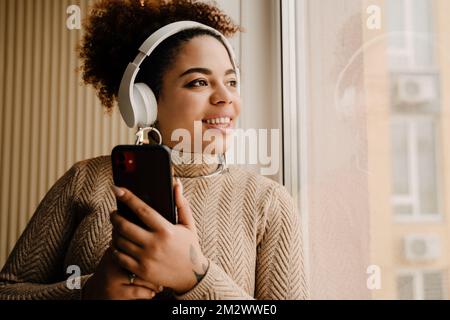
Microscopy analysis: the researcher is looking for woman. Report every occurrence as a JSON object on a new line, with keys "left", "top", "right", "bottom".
{"left": 0, "top": 0, "right": 308, "bottom": 300}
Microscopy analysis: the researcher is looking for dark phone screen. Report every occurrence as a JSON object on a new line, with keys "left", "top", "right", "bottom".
{"left": 111, "top": 144, "right": 177, "bottom": 228}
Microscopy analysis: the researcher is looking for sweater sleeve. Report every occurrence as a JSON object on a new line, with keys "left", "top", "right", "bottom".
{"left": 0, "top": 162, "right": 91, "bottom": 300}
{"left": 176, "top": 184, "right": 309, "bottom": 300}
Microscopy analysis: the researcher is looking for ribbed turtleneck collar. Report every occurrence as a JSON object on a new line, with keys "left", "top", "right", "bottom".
{"left": 171, "top": 151, "right": 224, "bottom": 178}
{"left": 147, "top": 134, "right": 226, "bottom": 178}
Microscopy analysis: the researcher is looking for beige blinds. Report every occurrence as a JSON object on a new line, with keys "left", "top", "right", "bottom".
{"left": 0, "top": 0, "right": 135, "bottom": 267}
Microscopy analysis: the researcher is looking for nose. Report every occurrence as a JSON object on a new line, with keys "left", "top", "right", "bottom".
{"left": 210, "top": 83, "right": 233, "bottom": 106}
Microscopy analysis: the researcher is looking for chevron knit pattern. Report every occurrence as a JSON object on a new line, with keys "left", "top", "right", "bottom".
{"left": 0, "top": 154, "right": 309, "bottom": 300}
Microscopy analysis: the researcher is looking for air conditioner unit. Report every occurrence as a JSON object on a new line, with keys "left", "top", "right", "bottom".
{"left": 396, "top": 75, "right": 436, "bottom": 105}
{"left": 403, "top": 234, "right": 440, "bottom": 261}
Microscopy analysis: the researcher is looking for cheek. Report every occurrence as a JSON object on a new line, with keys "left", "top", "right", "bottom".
{"left": 235, "top": 97, "right": 242, "bottom": 114}
{"left": 232, "top": 95, "right": 242, "bottom": 119}
{"left": 159, "top": 93, "right": 206, "bottom": 126}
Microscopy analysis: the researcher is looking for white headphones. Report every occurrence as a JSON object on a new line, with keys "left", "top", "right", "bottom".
{"left": 118, "top": 20, "right": 240, "bottom": 128}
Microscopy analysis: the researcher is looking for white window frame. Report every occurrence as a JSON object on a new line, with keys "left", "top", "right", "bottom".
{"left": 280, "top": 0, "right": 310, "bottom": 285}
{"left": 391, "top": 115, "right": 442, "bottom": 223}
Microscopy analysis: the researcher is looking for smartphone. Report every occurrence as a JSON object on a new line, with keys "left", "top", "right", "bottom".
{"left": 111, "top": 144, "right": 177, "bottom": 228}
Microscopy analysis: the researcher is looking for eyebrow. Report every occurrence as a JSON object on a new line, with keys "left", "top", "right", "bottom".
{"left": 179, "top": 67, "right": 236, "bottom": 78}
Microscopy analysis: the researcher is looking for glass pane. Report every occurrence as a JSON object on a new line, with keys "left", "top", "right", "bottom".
{"left": 412, "top": 0, "right": 434, "bottom": 67}
{"left": 417, "top": 119, "right": 438, "bottom": 215}
{"left": 394, "top": 204, "right": 413, "bottom": 215}
{"left": 286, "top": 0, "right": 448, "bottom": 299}
{"left": 423, "top": 272, "right": 444, "bottom": 300}
{"left": 391, "top": 122, "right": 410, "bottom": 195}
{"left": 387, "top": 0, "right": 434, "bottom": 69}
{"left": 387, "top": 0, "right": 406, "bottom": 49}
{"left": 398, "top": 274, "right": 415, "bottom": 300}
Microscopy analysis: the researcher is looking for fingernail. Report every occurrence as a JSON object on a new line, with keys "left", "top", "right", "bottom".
{"left": 158, "top": 285, "right": 164, "bottom": 292}
{"left": 111, "top": 185, "right": 125, "bottom": 197}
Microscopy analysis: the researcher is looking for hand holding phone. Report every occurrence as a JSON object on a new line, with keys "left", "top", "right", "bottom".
{"left": 109, "top": 185, "right": 209, "bottom": 296}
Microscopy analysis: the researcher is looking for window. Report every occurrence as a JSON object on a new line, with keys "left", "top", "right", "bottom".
{"left": 391, "top": 116, "right": 441, "bottom": 221}
{"left": 387, "top": 0, "right": 442, "bottom": 222}
{"left": 397, "top": 270, "right": 447, "bottom": 300}
{"left": 281, "top": 0, "right": 450, "bottom": 299}
{"left": 387, "top": 0, "right": 435, "bottom": 70}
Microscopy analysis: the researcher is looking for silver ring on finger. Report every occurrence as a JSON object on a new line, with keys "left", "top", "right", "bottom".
{"left": 128, "top": 272, "right": 136, "bottom": 285}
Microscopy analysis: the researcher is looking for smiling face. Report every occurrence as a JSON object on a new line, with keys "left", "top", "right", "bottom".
{"left": 155, "top": 35, "right": 241, "bottom": 154}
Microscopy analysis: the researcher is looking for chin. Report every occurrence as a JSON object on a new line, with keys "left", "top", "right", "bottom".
{"left": 201, "top": 139, "right": 230, "bottom": 155}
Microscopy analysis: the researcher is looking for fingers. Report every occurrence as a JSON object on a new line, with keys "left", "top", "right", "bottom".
{"left": 132, "top": 277, "right": 164, "bottom": 293}
{"left": 125, "top": 286, "right": 157, "bottom": 300}
{"left": 110, "top": 246, "right": 164, "bottom": 295}
{"left": 174, "top": 179, "right": 196, "bottom": 232}
{"left": 112, "top": 248, "right": 140, "bottom": 277}
{"left": 112, "top": 186, "right": 172, "bottom": 232}
{"left": 112, "top": 230, "right": 143, "bottom": 261}
{"left": 110, "top": 211, "right": 149, "bottom": 248}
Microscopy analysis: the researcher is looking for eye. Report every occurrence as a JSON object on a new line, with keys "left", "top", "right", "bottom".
{"left": 187, "top": 79, "right": 208, "bottom": 88}
{"left": 227, "top": 79, "right": 238, "bottom": 88}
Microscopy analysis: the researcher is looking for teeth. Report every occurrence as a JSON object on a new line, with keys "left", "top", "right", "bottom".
{"left": 205, "top": 117, "right": 231, "bottom": 125}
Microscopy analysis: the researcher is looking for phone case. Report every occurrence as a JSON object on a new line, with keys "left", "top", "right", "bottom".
{"left": 111, "top": 144, "right": 177, "bottom": 227}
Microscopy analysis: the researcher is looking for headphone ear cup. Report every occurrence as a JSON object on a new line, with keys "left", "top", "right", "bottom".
{"left": 133, "top": 83, "right": 158, "bottom": 126}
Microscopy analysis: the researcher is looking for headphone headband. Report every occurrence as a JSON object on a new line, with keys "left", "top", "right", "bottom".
{"left": 118, "top": 21, "right": 239, "bottom": 128}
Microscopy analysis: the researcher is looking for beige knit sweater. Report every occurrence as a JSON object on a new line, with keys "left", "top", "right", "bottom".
{"left": 0, "top": 151, "right": 308, "bottom": 300}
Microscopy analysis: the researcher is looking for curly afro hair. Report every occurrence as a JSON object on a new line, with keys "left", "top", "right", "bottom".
{"left": 78, "top": 0, "right": 241, "bottom": 112}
